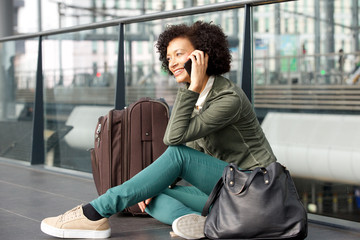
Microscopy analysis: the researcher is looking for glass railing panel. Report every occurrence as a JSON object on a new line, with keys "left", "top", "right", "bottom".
{"left": 0, "top": 38, "right": 38, "bottom": 162}
{"left": 124, "top": 9, "right": 244, "bottom": 107}
{"left": 42, "top": 26, "right": 118, "bottom": 172}
{"left": 253, "top": 0, "right": 360, "bottom": 224}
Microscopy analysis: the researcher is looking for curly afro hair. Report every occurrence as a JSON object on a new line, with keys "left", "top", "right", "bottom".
{"left": 156, "top": 21, "right": 232, "bottom": 76}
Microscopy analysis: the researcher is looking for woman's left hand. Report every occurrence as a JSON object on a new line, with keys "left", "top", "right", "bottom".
{"left": 188, "top": 50, "right": 209, "bottom": 93}
{"left": 137, "top": 198, "right": 152, "bottom": 212}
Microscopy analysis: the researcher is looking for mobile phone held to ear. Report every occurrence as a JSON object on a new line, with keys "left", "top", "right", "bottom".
{"left": 184, "top": 59, "right": 192, "bottom": 75}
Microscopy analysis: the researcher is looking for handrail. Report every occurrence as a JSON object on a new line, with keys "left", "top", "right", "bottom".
{"left": 0, "top": 0, "right": 294, "bottom": 42}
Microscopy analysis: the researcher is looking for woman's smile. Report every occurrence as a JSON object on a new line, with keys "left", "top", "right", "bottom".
{"left": 166, "top": 37, "right": 195, "bottom": 83}
{"left": 173, "top": 68, "right": 185, "bottom": 77}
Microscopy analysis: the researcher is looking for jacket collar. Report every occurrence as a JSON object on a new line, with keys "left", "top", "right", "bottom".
{"left": 200, "top": 75, "right": 226, "bottom": 112}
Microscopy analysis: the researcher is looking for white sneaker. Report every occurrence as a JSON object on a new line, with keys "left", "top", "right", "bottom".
{"left": 172, "top": 214, "right": 206, "bottom": 239}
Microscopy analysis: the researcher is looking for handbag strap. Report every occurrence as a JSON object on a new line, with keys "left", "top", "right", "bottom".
{"left": 201, "top": 177, "right": 224, "bottom": 216}
{"left": 229, "top": 163, "right": 271, "bottom": 194}
{"left": 237, "top": 167, "right": 267, "bottom": 193}
{"left": 201, "top": 165, "right": 271, "bottom": 216}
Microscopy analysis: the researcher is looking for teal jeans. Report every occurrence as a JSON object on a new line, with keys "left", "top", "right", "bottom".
{"left": 90, "top": 145, "right": 228, "bottom": 224}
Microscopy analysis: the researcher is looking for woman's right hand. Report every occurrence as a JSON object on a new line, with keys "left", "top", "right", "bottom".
{"left": 188, "top": 50, "right": 209, "bottom": 93}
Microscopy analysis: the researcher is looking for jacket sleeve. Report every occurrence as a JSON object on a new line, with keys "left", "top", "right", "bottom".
{"left": 186, "top": 140, "right": 203, "bottom": 152}
{"left": 163, "top": 87, "right": 242, "bottom": 146}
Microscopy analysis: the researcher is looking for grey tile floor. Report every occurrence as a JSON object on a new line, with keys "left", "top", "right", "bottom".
{"left": 1, "top": 158, "right": 360, "bottom": 240}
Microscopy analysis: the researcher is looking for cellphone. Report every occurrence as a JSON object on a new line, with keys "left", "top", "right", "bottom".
{"left": 184, "top": 59, "right": 192, "bottom": 75}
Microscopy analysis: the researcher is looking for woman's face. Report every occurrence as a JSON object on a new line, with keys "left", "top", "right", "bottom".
{"left": 166, "top": 37, "right": 195, "bottom": 84}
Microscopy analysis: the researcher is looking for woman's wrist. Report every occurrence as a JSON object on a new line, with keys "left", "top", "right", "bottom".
{"left": 188, "top": 75, "right": 209, "bottom": 93}
{"left": 188, "top": 82, "right": 202, "bottom": 93}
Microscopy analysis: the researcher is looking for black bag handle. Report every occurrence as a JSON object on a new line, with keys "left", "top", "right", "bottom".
{"left": 235, "top": 167, "right": 269, "bottom": 194}
{"left": 201, "top": 177, "right": 223, "bottom": 216}
{"left": 202, "top": 165, "right": 270, "bottom": 216}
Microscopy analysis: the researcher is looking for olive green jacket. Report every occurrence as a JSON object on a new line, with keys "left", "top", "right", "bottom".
{"left": 163, "top": 75, "right": 276, "bottom": 170}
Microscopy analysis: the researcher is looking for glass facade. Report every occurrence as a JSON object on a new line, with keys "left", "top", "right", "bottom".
{"left": 253, "top": 1, "right": 360, "bottom": 223}
{"left": 0, "top": 38, "right": 37, "bottom": 162}
{"left": 0, "top": 0, "right": 359, "bottom": 228}
{"left": 41, "top": 27, "right": 118, "bottom": 172}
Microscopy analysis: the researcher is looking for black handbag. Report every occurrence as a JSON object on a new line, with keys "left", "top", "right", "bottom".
{"left": 201, "top": 162, "right": 308, "bottom": 239}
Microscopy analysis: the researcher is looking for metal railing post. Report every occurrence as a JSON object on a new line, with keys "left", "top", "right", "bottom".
{"left": 241, "top": 4, "right": 252, "bottom": 103}
{"left": 115, "top": 23, "right": 126, "bottom": 110}
{"left": 31, "top": 36, "right": 45, "bottom": 165}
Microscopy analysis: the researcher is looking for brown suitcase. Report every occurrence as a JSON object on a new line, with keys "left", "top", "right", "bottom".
{"left": 90, "top": 97, "right": 169, "bottom": 214}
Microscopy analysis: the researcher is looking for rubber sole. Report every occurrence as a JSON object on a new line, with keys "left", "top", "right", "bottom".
{"left": 172, "top": 214, "right": 206, "bottom": 240}
{"left": 40, "top": 221, "right": 111, "bottom": 239}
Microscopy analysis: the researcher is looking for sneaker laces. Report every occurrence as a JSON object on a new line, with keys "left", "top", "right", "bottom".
{"left": 59, "top": 205, "right": 82, "bottom": 223}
